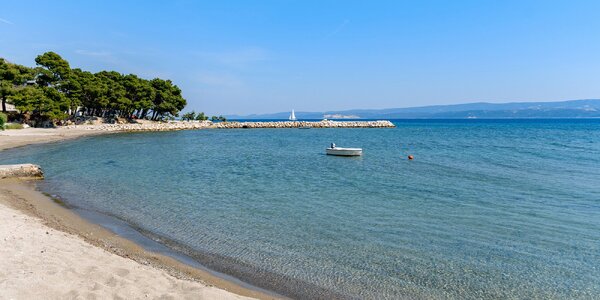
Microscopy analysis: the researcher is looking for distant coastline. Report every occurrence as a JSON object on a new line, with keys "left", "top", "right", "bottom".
{"left": 228, "top": 99, "right": 600, "bottom": 120}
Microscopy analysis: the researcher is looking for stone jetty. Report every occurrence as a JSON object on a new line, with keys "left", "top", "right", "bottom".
{"left": 64, "top": 120, "right": 214, "bottom": 132}
{"left": 0, "top": 164, "right": 44, "bottom": 179}
{"left": 63, "top": 120, "right": 395, "bottom": 132}
{"left": 215, "top": 120, "right": 395, "bottom": 129}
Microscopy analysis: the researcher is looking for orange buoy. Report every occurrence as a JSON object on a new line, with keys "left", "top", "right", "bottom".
{"left": 408, "top": 155, "right": 414, "bottom": 160}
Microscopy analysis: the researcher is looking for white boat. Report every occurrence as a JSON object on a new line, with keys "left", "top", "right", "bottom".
{"left": 326, "top": 146, "right": 363, "bottom": 156}
{"left": 289, "top": 109, "right": 297, "bottom": 121}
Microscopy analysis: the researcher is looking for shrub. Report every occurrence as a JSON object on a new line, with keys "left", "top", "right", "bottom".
{"left": 181, "top": 111, "right": 196, "bottom": 121}
{"left": 210, "top": 115, "right": 226, "bottom": 122}
{"left": 4, "top": 123, "right": 24, "bottom": 130}
{"left": 0, "top": 113, "right": 6, "bottom": 130}
{"left": 195, "top": 112, "right": 208, "bottom": 121}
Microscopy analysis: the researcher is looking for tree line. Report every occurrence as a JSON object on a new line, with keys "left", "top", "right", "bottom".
{"left": 180, "top": 111, "right": 227, "bottom": 122}
{"left": 0, "top": 52, "right": 188, "bottom": 125}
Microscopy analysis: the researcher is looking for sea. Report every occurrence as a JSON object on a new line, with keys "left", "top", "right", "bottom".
{"left": 1, "top": 119, "right": 599, "bottom": 299}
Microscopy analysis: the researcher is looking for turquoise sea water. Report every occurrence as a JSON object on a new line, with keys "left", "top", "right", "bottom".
{"left": 1, "top": 120, "right": 599, "bottom": 299}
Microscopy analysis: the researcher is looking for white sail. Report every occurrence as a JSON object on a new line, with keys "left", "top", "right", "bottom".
{"left": 289, "top": 109, "right": 297, "bottom": 121}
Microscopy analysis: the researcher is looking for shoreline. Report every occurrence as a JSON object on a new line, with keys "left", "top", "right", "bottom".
{"left": 0, "top": 120, "right": 394, "bottom": 299}
{"left": 0, "top": 128, "right": 282, "bottom": 299}
{"left": 0, "top": 180, "right": 276, "bottom": 299}
{"left": 0, "top": 127, "right": 111, "bottom": 151}
{"left": 1, "top": 119, "right": 395, "bottom": 151}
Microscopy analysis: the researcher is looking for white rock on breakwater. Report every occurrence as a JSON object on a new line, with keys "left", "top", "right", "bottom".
{"left": 62, "top": 120, "right": 214, "bottom": 132}
{"left": 62, "top": 120, "right": 395, "bottom": 132}
{"left": 215, "top": 120, "right": 395, "bottom": 129}
{"left": 0, "top": 164, "right": 44, "bottom": 179}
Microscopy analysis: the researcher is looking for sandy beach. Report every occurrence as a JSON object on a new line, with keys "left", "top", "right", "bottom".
{"left": 0, "top": 127, "right": 276, "bottom": 300}
{"left": 0, "top": 127, "right": 106, "bottom": 151}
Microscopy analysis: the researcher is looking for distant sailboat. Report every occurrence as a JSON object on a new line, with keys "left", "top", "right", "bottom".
{"left": 289, "top": 109, "right": 297, "bottom": 121}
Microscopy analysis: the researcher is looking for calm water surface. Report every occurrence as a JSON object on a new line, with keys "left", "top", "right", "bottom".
{"left": 1, "top": 120, "right": 599, "bottom": 299}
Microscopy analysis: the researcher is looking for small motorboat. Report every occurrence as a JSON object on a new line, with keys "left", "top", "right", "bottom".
{"left": 326, "top": 144, "right": 363, "bottom": 156}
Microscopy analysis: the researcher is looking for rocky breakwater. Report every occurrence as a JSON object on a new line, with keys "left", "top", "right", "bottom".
{"left": 0, "top": 164, "right": 44, "bottom": 179}
{"left": 216, "top": 120, "right": 395, "bottom": 128}
{"left": 63, "top": 120, "right": 214, "bottom": 132}
{"left": 62, "top": 120, "right": 394, "bottom": 132}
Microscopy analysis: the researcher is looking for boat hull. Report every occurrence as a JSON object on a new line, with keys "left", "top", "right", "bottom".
{"left": 326, "top": 148, "right": 363, "bottom": 156}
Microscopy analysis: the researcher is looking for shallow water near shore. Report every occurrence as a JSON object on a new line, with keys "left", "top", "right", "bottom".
{"left": 2, "top": 119, "right": 600, "bottom": 299}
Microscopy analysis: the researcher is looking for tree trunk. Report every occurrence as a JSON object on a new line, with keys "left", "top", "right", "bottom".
{"left": 1, "top": 97, "right": 6, "bottom": 113}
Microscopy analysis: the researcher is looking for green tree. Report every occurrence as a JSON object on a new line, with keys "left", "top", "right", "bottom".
{"left": 2, "top": 52, "right": 190, "bottom": 126}
{"left": 69, "top": 68, "right": 103, "bottom": 116}
{"left": 41, "top": 86, "right": 69, "bottom": 120}
{"left": 181, "top": 111, "right": 196, "bottom": 121}
{"left": 0, "top": 58, "right": 34, "bottom": 112}
{"left": 0, "top": 79, "right": 13, "bottom": 113}
{"left": 150, "top": 78, "right": 186, "bottom": 120}
{"left": 8, "top": 85, "right": 68, "bottom": 125}
{"left": 32, "top": 52, "right": 72, "bottom": 122}
{"left": 8, "top": 86, "right": 43, "bottom": 115}
{"left": 211, "top": 115, "right": 226, "bottom": 122}
{"left": 195, "top": 112, "right": 208, "bottom": 121}
{"left": 123, "top": 74, "right": 154, "bottom": 118}
{"left": 35, "top": 52, "right": 71, "bottom": 87}
{"left": 96, "top": 71, "right": 129, "bottom": 117}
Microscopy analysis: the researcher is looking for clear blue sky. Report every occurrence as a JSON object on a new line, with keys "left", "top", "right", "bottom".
{"left": 1, "top": 0, "right": 600, "bottom": 115}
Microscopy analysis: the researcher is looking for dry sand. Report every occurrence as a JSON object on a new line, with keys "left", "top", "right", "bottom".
{"left": 0, "top": 128, "right": 277, "bottom": 300}
{"left": 0, "top": 127, "right": 106, "bottom": 151}
{"left": 0, "top": 198, "right": 252, "bottom": 299}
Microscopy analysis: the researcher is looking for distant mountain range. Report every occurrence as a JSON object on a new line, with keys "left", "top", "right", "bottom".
{"left": 228, "top": 99, "right": 600, "bottom": 119}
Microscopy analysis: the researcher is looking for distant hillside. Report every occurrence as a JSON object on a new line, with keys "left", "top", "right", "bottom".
{"left": 228, "top": 99, "right": 600, "bottom": 119}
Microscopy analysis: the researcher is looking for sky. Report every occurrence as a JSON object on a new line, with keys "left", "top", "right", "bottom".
{"left": 2, "top": 0, "right": 600, "bottom": 115}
